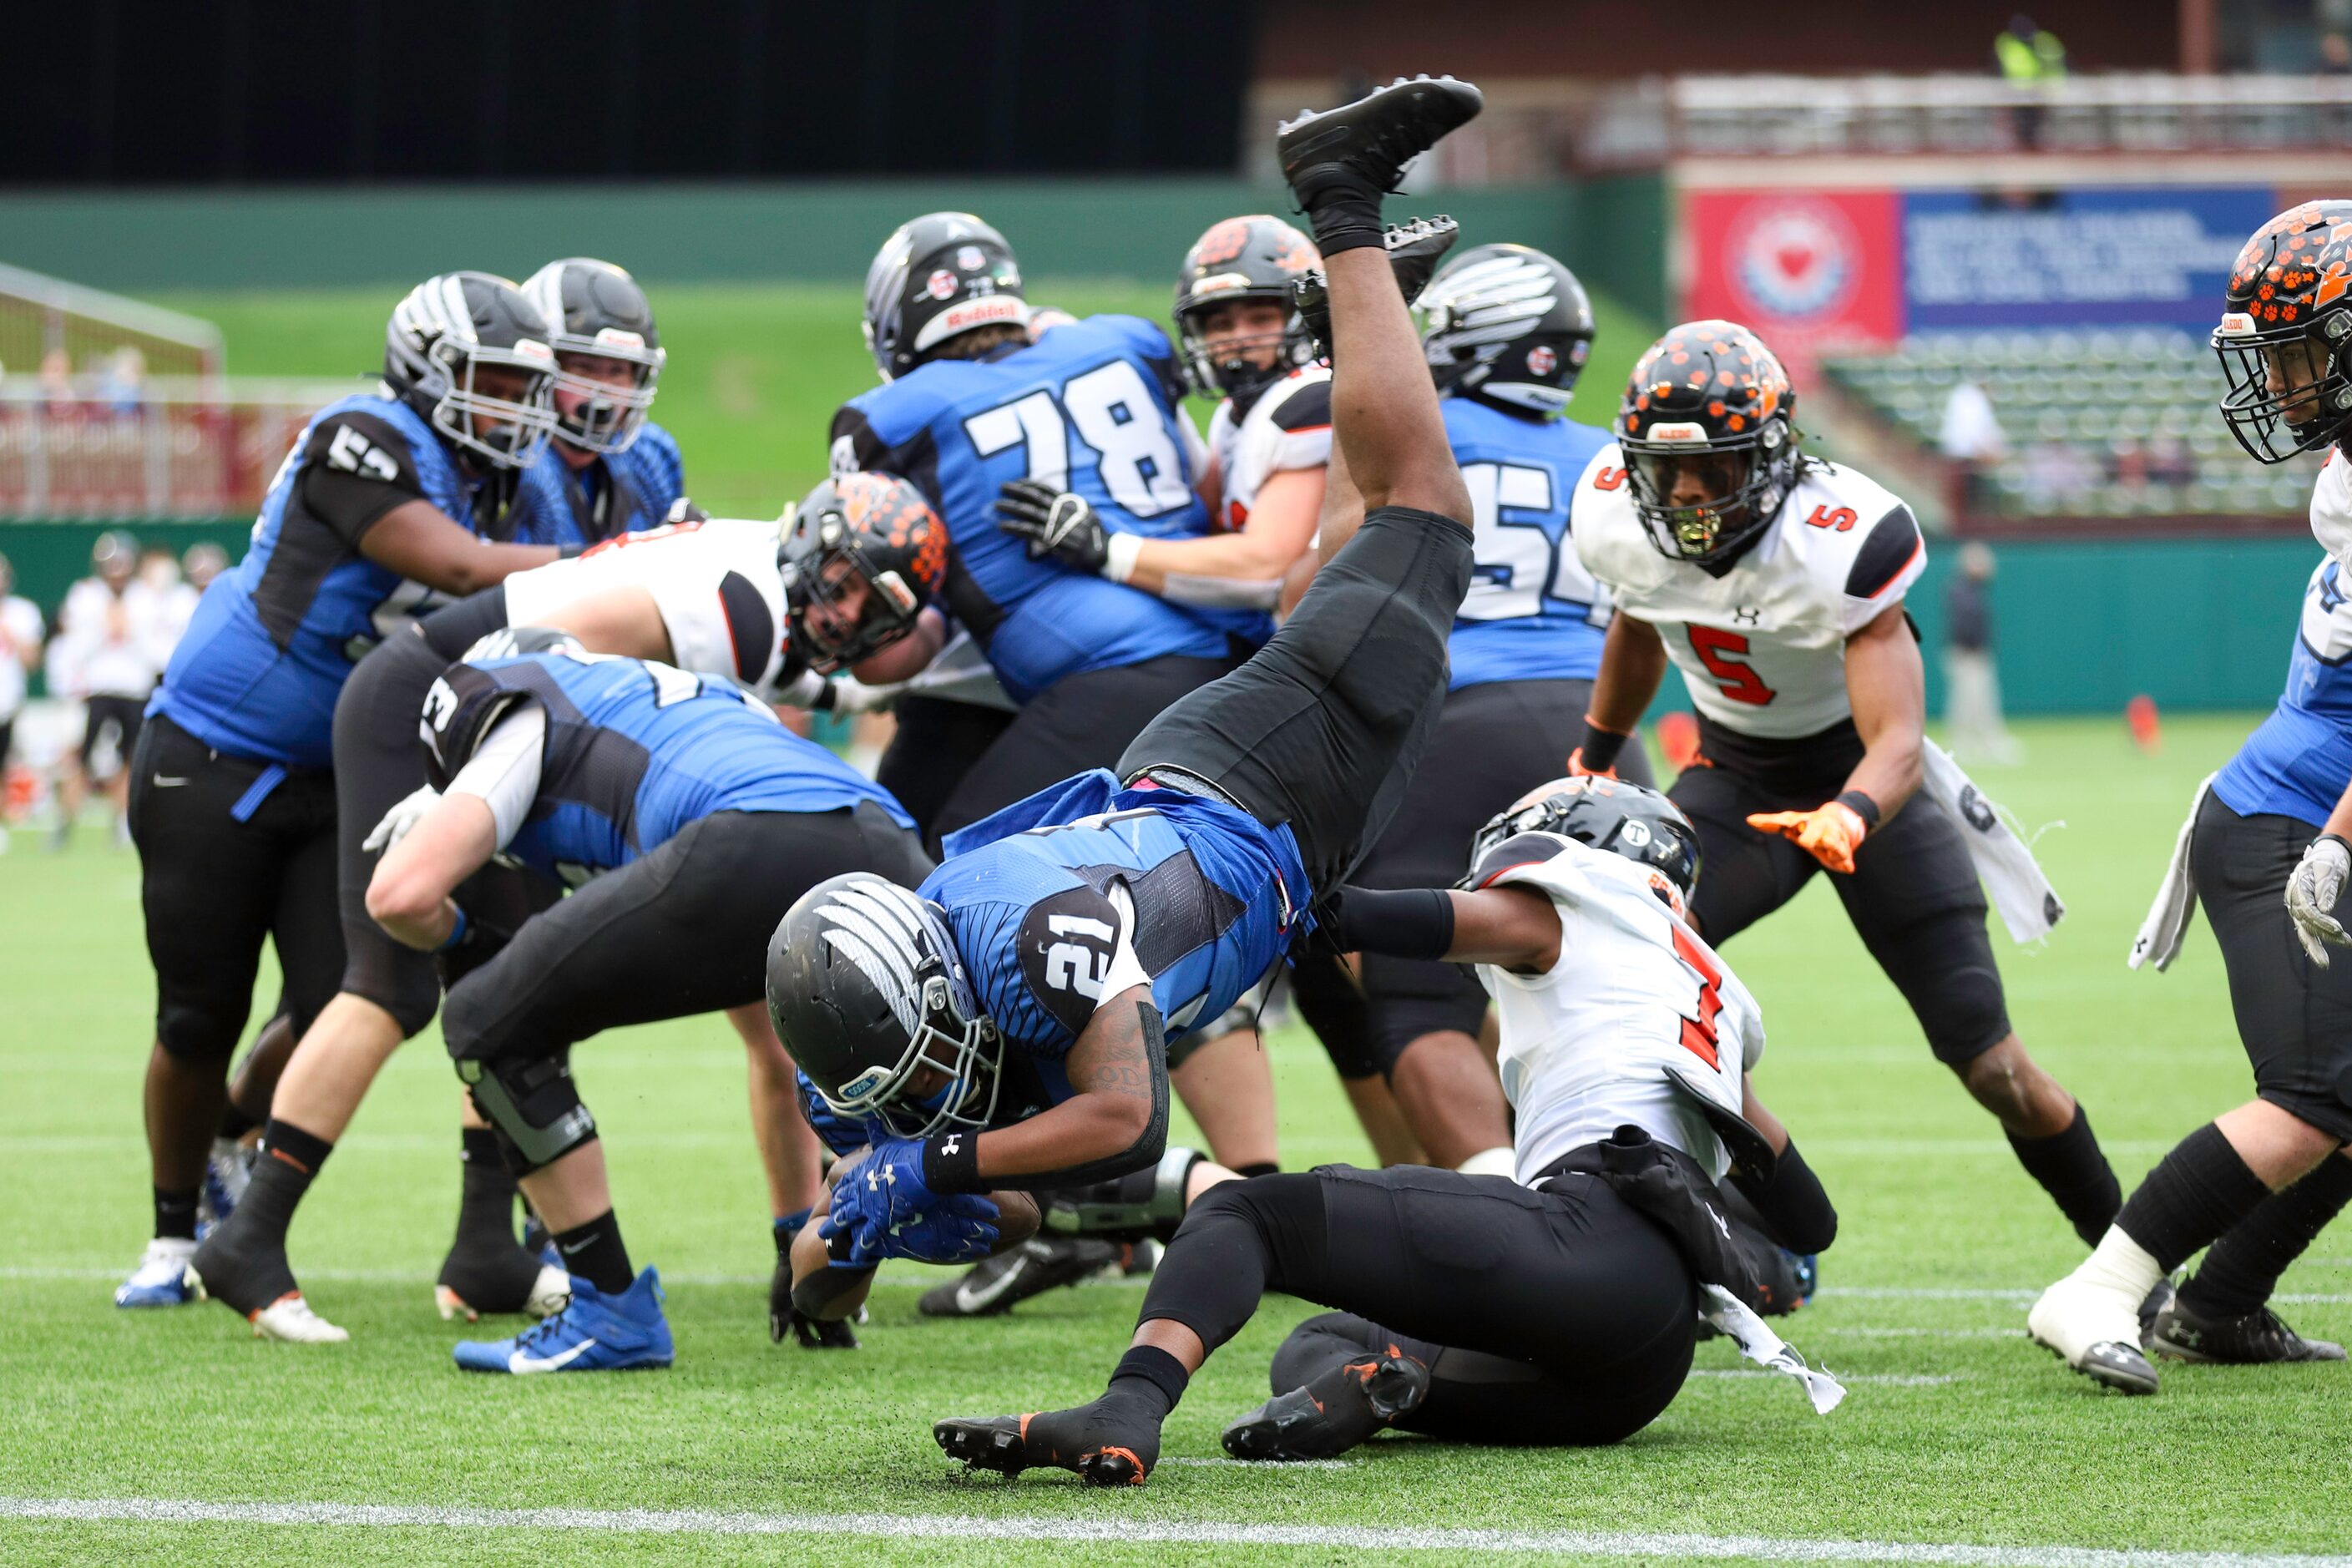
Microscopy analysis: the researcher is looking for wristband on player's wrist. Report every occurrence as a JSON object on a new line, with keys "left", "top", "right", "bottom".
{"left": 1833, "top": 790, "right": 1882, "bottom": 832}
{"left": 1103, "top": 531, "right": 1144, "bottom": 584}
{"left": 2319, "top": 833, "right": 2352, "bottom": 857}
{"left": 921, "top": 1131, "right": 983, "bottom": 1194}
{"left": 433, "top": 903, "right": 471, "bottom": 953}
{"left": 1577, "top": 716, "right": 1631, "bottom": 772}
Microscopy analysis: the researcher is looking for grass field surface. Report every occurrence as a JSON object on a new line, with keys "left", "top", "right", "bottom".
{"left": 3, "top": 713, "right": 2348, "bottom": 1565}
{"left": 154, "top": 279, "right": 1665, "bottom": 520}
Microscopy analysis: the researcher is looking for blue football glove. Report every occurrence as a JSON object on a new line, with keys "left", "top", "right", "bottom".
{"left": 849, "top": 1136, "right": 941, "bottom": 1227}
{"left": 885, "top": 1193, "right": 1001, "bottom": 1264}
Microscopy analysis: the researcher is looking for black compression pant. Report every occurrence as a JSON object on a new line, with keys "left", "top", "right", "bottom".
{"left": 1119, "top": 507, "right": 1473, "bottom": 893}
{"left": 331, "top": 620, "right": 555, "bottom": 1037}
{"left": 934, "top": 653, "right": 1235, "bottom": 845}
{"left": 1148, "top": 1165, "right": 1696, "bottom": 1447}
{"left": 875, "top": 695, "right": 1015, "bottom": 855}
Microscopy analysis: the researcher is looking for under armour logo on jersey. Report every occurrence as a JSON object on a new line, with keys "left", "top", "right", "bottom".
{"left": 1731, "top": 606, "right": 1762, "bottom": 625}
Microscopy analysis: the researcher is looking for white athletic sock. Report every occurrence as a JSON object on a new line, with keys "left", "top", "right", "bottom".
{"left": 2071, "top": 1224, "right": 2164, "bottom": 1307}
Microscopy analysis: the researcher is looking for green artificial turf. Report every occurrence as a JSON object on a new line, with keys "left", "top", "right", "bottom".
{"left": 153, "top": 279, "right": 1663, "bottom": 521}
{"left": 3, "top": 714, "right": 2347, "bottom": 1565}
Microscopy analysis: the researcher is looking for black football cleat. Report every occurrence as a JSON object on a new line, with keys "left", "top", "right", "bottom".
{"left": 1277, "top": 74, "right": 1484, "bottom": 203}
{"left": 935, "top": 1406, "right": 1157, "bottom": 1487}
{"left": 2137, "top": 1276, "right": 2175, "bottom": 1341}
{"left": 918, "top": 1236, "right": 1122, "bottom": 1318}
{"left": 1292, "top": 216, "right": 1460, "bottom": 360}
{"left": 2147, "top": 1294, "right": 2347, "bottom": 1364}
{"left": 1222, "top": 1347, "right": 1430, "bottom": 1461}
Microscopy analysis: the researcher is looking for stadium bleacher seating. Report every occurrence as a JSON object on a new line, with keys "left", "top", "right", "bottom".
{"left": 1822, "top": 330, "right": 2326, "bottom": 520}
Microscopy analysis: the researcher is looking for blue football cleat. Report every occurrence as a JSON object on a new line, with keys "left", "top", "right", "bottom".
{"left": 452, "top": 1267, "right": 673, "bottom": 1374}
{"left": 1786, "top": 1251, "right": 1818, "bottom": 1308}
{"left": 196, "top": 1137, "right": 255, "bottom": 1238}
{"left": 115, "top": 1238, "right": 202, "bottom": 1308}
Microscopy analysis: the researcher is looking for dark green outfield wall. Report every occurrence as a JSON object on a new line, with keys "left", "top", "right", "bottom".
{"left": 0, "top": 520, "right": 2311, "bottom": 719}
{"left": 0, "top": 179, "right": 1666, "bottom": 317}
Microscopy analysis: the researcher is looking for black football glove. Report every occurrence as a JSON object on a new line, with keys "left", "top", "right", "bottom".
{"left": 996, "top": 478, "right": 1110, "bottom": 574}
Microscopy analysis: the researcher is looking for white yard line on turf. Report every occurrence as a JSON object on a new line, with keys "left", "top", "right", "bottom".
{"left": 2, "top": 1495, "right": 2344, "bottom": 1566}
{"left": 1688, "top": 1371, "right": 1960, "bottom": 1384}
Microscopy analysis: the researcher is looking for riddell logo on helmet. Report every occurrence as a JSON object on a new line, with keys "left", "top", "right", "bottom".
{"left": 933, "top": 297, "right": 1026, "bottom": 335}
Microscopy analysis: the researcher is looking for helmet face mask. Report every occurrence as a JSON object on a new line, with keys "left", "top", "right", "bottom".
{"left": 521, "top": 260, "right": 665, "bottom": 456}
{"left": 768, "top": 875, "right": 1004, "bottom": 1141}
{"left": 1469, "top": 776, "right": 1702, "bottom": 917}
{"left": 1174, "top": 215, "right": 1319, "bottom": 402}
{"left": 2213, "top": 201, "right": 2352, "bottom": 464}
{"left": 1617, "top": 321, "right": 1798, "bottom": 569}
{"left": 387, "top": 272, "right": 561, "bottom": 473}
{"left": 778, "top": 473, "right": 948, "bottom": 673}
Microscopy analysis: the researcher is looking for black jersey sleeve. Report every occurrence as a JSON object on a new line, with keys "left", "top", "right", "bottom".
{"left": 295, "top": 411, "right": 432, "bottom": 547}
{"left": 1844, "top": 503, "right": 1924, "bottom": 602}
{"left": 1269, "top": 377, "right": 1333, "bottom": 432}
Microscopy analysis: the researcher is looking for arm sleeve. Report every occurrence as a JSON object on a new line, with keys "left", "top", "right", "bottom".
{"left": 1319, "top": 884, "right": 1456, "bottom": 960}
{"left": 443, "top": 706, "right": 546, "bottom": 849}
{"left": 295, "top": 412, "right": 431, "bottom": 547}
{"left": 1727, "top": 1138, "right": 1837, "bottom": 1256}
{"left": 1151, "top": 572, "right": 1284, "bottom": 611}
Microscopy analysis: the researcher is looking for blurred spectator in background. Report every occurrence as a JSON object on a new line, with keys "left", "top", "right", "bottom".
{"left": 136, "top": 546, "right": 184, "bottom": 670}
{"left": 0, "top": 553, "right": 44, "bottom": 854}
{"left": 99, "top": 346, "right": 147, "bottom": 418}
{"left": 2108, "top": 438, "right": 2150, "bottom": 496}
{"left": 158, "top": 541, "right": 226, "bottom": 652}
{"left": 2323, "top": 30, "right": 2352, "bottom": 73}
{"left": 2022, "top": 438, "right": 2095, "bottom": 513}
{"left": 50, "top": 531, "right": 165, "bottom": 848}
{"left": 1945, "top": 541, "right": 2021, "bottom": 765}
{"left": 1940, "top": 376, "right": 2007, "bottom": 516}
{"left": 38, "top": 347, "right": 78, "bottom": 420}
{"left": 1995, "top": 15, "right": 2066, "bottom": 149}
{"left": 2147, "top": 435, "right": 2193, "bottom": 490}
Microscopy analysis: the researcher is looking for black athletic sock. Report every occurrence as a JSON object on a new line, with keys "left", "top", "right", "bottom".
{"left": 553, "top": 1210, "right": 634, "bottom": 1296}
{"left": 2007, "top": 1105, "right": 2123, "bottom": 1247}
{"left": 190, "top": 1119, "right": 332, "bottom": 1313}
{"left": 2114, "top": 1122, "right": 2272, "bottom": 1273}
{"left": 1019, "top": 1346, "right": 1186, "bottom": 1475}
{"left": 436, "top": 1127, "right": 545, "bottom": 1310}
{"left": 154, "top": 1186, "right": 200, "bottom": 1242}
{"left": 215, "top": 1101, "right": 259, "bottom": 1143}
{"left": 776, "top": 1206, "right": 813, "bottom": 1257}
{"left": 1109, "top": 1343, "right": 1190, "bottom": 1417}
{"left": 1289, "top": 169, "right": 1387, "bottom": 257}
{"left": 1234, "top": 1162, "right": 1280, "bottom": 1181}
{"left": 2178, "top": 1153, "right": 2352, "bottom": 1320}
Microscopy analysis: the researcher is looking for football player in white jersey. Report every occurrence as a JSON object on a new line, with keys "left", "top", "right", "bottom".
{"left": 933, "top": 778, "right": 1837, "bottom": 1485}
{"left": 1571, "top": 321, "right": 2122, "bottom": 1250}
{"left": 2031, "top": 202, "right": 2352, "bottom": 1393}
{"left": 190, "top": 476, "right": 947, "bottom": 1346}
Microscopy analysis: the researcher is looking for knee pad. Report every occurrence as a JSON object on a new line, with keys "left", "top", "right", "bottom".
{"left": 456, "top": 1055, "right": 596, "bottom": 1174}
{"left": 1045, "top": 1146, "right": 1203, "bottom": 1243}
{"left": 1356, "top": 952, "right": 1486, "bottom": 1077}
{"left": 154, "top": 999, "right": 244, "bottom": 1066}
{"left": 338, "top": 928, "right": 443, "bottom": 1039}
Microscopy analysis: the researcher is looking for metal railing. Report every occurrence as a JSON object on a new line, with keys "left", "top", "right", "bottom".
{"left": 0, "top": 376, "right": 356, "bottom": 519}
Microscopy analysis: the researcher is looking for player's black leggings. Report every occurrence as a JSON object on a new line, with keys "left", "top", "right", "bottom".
{"left": 331, "top": 613, "right": 558, "bottom": 1038}
{"left": 1120, "top": 507, "right": 1474, "bottom": 893}
{"left": 1672, "top": 713, "right": 2010, "bottom": 1066}
{"left": 1145, "top": 1165, "right": 1697, "bottom": 1447}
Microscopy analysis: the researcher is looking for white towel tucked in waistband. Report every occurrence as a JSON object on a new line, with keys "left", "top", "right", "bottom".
{"left": 1920, "top": 738, "right": 2064, "bottom": 944}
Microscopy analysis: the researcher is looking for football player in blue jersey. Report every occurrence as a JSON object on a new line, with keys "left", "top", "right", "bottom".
{"left": 2031, "top": 201, "right": 2352, "bottom": 1392}
{"left": 351, "top": 630, "right": 938, "bottom": 1373}
{"left": 118, "top": 274, "right": 571, "bottom": 1322}
{"left": 514, "top": 259, "right": 683, "bottom": 548}
{"left": 829, "top": 211, "right": 1275, "bottom": 845}
{"left": 1305, "top": 243, "right": 1658, "bottom": 1176}
{"left": 190, "top": 474, "right": 948, "bottom": 1342}
{"left": 766, "top": 75, "right": 1486, "bottom": 1434}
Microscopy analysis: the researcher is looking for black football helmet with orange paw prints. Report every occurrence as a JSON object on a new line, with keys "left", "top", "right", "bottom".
{"left": 2214, "top": 200, "right": 2352, "bottom": 464}
{"left": 779, "top": 472, "right": 948, "bottom": 673}
{"left": 1173, "top": 215, "right": 1321, "bottom": 403}
{"left": 1616, "top": 321, "right": 1803, "bottom": 571}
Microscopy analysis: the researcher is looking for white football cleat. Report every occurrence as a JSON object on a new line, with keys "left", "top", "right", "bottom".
{"left": 114, "top": 1237, "right": 203, "bottom": 1308}
{"left": 249, "top": 1292, "right": 350, "bottom": 1344}
{"left": 2027, "top": 1275, "right": 2158, "bottom": 1394}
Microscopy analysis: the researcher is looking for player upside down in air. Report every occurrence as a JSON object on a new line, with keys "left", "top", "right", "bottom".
{"left": 766, "top": 73, "right": 1485, "bottom": 1359}
{"left": 931, "top": 776, "right": 1841, "bottom": 1485}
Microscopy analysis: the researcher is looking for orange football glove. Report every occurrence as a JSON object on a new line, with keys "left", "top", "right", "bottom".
{"left": 1747, "top": 801, "right": 1868, "bottom": 874}
{"left": 1565, "top": 746, "right": 1617, "bottom": 780}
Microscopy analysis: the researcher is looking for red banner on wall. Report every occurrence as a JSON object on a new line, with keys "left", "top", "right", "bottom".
{"left": 1681, "top": 190, "right": 1904, "bottom": 374}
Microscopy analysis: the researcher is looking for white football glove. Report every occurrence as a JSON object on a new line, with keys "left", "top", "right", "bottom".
{"left": 827, "top": 676, "right": 897, "bottom": 715}
{"left": 362, "top": 785, "right": 443, "bottom": 854}
{"left": 2285, "top": 834, "right": 2352, "bottom": 967}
